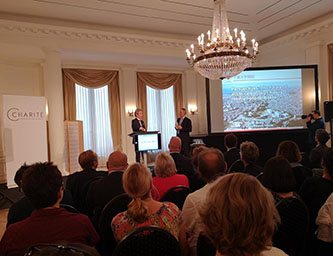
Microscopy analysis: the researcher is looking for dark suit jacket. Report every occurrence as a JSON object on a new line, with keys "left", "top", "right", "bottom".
{"left": 132, "top": 118, "right": 145, "bottom": 132}
{"left": 310, "top": 144, "right": 329, "bottom": 169}
{"left": 86, "top": 171, "right": 125, "bottom": 226}
{"left": 224, "top": 148, "right": 240, "bottom": 169}
{"left": 66, "top": 168, "right": 107, "bottom": 214}
{"left": 170, "top": 152, "right": 194, "bottom": 177}
{"left": 176, "top": 116, "right": 192, "bottom": 138}
{"left": 132, "top": 118, "right": 146, "bottom": 144}
{"left": 245, "top": 163, "right": 263, "bottom": 177}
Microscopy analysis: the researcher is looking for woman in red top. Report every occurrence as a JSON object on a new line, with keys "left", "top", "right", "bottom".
{"left": 152, "top": 152, "right": 189, "bottom": 200}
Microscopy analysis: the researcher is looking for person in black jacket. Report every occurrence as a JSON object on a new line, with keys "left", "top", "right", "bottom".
{"left": 223, "top": 133, "right": 240, "bottom": 169}
{"left": 86, "top": 151, "right": 128, "bottom": 227}
{"left": 168, "top": 136, "right": 194, "bottom": 178}
{"left": 176, "top": 108, "right": 192, "bottom": 157}
{"left": 132, "top": 108, "right": 146, "bottom": 163}
{"left": 66, "top": 150, "right": 107, "bottom": 214}
{"left": 310, "top": 128, "right": 330, "bottom": 169}
{"left": 306, "top": 110, "right": 325, "bottom": 151}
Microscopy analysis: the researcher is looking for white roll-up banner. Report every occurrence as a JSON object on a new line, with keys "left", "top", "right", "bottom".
{"left": 2, "top": 95, "right": 48, "bottom": 188}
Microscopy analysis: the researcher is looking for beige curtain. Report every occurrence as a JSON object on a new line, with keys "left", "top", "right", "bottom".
{"left": 329, "top": 44, "right": 333, "bottom": 101}
{"left": 62, "top": 69, "right": 122, "bottom": 150}
{"left": 137, "top": 72, "right": 183, "bottom": 127}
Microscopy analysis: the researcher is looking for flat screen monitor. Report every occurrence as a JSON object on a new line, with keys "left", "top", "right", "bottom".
{"left": 135, "top": 133, "right": 161, "bottom": 152}
{"left": 208, "top": 65, "right": 318, "bottom": 133}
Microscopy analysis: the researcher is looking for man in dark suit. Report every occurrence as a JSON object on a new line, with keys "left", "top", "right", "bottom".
{"left": 223, "top": 133, "right": 240, "bottom": 169}
{"left": 168, "top": 136, "right": 194, "bottom": 177}
{"left": 86, "top": 151, "right": 128, "bottom": 227}
{"left": 132, "top": 108, "right": 146, "bottom": 163}
{"left": 176, "top": 108, "right": 192, "bottom": 156}
{"left": 66, "top": 150, "right": 107, "bottom": 214}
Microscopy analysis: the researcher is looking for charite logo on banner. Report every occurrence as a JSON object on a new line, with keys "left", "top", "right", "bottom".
{"left": 7, "top": 108, "right": 44, "bottom": 121}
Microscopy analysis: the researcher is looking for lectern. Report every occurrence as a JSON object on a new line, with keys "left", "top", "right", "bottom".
{"left": 129, "top": 131, "right": 161, "bottom": 165}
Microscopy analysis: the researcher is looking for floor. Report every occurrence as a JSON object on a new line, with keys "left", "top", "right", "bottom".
{"left": 0, "top": 208, "right": 9, "bottom": 239}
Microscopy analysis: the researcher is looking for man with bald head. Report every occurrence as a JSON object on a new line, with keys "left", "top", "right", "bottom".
{"left": 182, "top": 148, "right": 227, "bottom": 255}
{"left": 86, "top": 151, "right": 128, "bottom": 226}
{"left": 168, "top": 136, "right": 194, "bottom": 177}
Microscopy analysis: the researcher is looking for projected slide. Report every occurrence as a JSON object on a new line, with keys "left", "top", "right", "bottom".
{"left": 222, "top": 69, "right": 304, "bottom": 131}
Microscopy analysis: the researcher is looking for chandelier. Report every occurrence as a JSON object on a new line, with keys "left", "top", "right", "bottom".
{"left": 186, "top": 0, "right": 259, "bottom": 80}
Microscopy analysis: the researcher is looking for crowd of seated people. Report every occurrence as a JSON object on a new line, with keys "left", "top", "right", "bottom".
{"left": 1, "top": 132, "right": 333, "bottom": 256}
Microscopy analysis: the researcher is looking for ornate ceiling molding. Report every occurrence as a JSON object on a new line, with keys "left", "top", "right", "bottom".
{"left": 260, "top": 18, "right": 333, "bottom": 50}
{"left": 0, "top": 19, "right": 191, "bottom": 50}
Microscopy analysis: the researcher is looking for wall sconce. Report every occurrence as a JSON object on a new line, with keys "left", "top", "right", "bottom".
{"left": 188, "top": 104, "right": 198, "bottom": 115}
{"left": 126, "top": 106, "right": 136, "bottom": 117}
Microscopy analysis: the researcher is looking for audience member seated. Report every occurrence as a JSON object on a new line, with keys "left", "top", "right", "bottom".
{"left": 189, "top": 146, "right": 208, "bottom": 192}
{"left": 316, "top": 193, "right": 333, "bottom": 255}
{"left": 169, "top": 136, "right": 194, "bottom": 177}
{"left": 262, "top": 156, "right": 309, "bottom": 256}
{"left": 86, "top": 151, "right": 128, "bottom": 227}
{"left": 66, "top": 150, "right": 107, "bottom": 214}
{"left": 0, "top": 162, "right": 99, "bottom": 256}
{"left": 111, "top": 163, "right": 187, "bottom": 255}
{"left": 152, "top": 152, "right": 189, "bottom": 200}
{"left": 7, "top": 164, "right": 73, "bottom": 228}
{"left": 310, "top": 129, "right": 330, "bottom": 169}
{"left": 299, "top": 148, "right": 333, "bottom": 256}
{"left": 223, "top": 133, "right": 240, "bottom": 169}
{"left": 276, "top": 140, "right": 312, "bottom": 191}
{"left": 239, "top": 141, "right": 263, "bottom": 177}
{"left": 182, "top": 148, "right": 227, "bottom": 255}
{"left": 200, "top": 173, "right": 287, "bottom": 256}
{"left": 24, "top": 243, "right": 100, "bottom": 256}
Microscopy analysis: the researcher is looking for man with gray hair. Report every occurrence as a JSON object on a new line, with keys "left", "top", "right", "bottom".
{"left": 182, "top": 148, "right": 227, "bottom": 255}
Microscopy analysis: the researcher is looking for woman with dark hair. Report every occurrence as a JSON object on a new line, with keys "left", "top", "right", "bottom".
{"left": 111, "top": 163, "right": 187, "bottom": 255}
{"left": 263, "top": 156, "right": 309, "bottom": 256}
{"left": 276, "top": 140, "right": 312, "bottom": 191}
{"left": 200, "top": 173, "right": 286, "bottom": 256}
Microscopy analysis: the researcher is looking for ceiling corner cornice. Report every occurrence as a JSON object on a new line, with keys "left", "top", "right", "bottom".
{"left": 0, "top": 19, "right": 192, "bottom": 50}
{"left": 260, "top": 17, "right": 333, "bottom": 50}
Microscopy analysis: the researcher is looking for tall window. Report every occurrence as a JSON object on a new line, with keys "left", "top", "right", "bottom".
{"left": 75, "top": 84, "right": 113, "bottom": 166}
{"left": 146, "top": 86, "right": 176, "bottom": 151}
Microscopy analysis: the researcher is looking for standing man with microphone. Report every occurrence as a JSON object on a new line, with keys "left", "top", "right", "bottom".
{"left": 132, "top": 108, "right": 146, "bottom": 163}
{"left": 176, "top": 108, "right": 192, "bottom": 157}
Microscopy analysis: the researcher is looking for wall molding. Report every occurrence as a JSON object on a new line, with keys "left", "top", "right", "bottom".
{"left": 0, "top": 19, "right": 191, "bottom": 50}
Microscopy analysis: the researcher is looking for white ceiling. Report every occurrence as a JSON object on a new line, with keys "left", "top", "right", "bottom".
{"left": 0, "top": 0, "right": 332, "bottom": 42}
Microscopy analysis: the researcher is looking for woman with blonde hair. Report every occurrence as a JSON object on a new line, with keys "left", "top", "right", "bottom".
{"left": 200, "top": 173, "right": 286, "bottom": 256}
{"left": 153, "top": 152, "right": 189, "bottom": 199}
{"left": 111, "top": 163, "right": 187, "bottom": 254}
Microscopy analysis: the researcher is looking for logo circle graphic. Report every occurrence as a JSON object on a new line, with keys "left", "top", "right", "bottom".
{"left": 7, "top": 108, "right": 19, "bottom": 121}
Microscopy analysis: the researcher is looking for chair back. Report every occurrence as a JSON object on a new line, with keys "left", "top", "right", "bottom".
{"left": 228, "top": 159, "right": 245, "bottom": 174}
{"left": 274, "top": 196, "right": 309, "bottom": 256}
{"left": 160, "top": 186, "right": 190, "bottom": 210}
{"left": 197, "top": 233, "right": 216, "bottom": 256}
{"left": 60, "top": 204, "right": 80, "bottom": 213}
{"left": 112, "top": 225, "right": 181, "bottom": 256}
{"left": 99, "top": 193, "right": 132, "bottom": 255}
